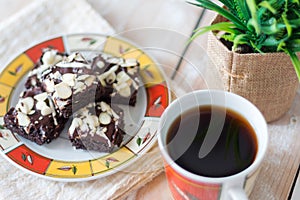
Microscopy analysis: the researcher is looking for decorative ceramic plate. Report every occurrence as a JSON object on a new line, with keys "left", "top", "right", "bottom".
{"left": 0, "top": 33, "right": 171, "bottom": 181}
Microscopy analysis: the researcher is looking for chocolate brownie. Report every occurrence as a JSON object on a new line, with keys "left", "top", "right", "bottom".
{"left": 41, "top": 52, "right": 99, "bottom": 118}
{"left": 68, "top": 101, "right": 125, "bottom": 152}
{"left": 4, "top": 51, "right": 140, "bottom": 152}
{"left": 25, "top": 48, "right": 67, "bottom": 89}
{"left": 92, "top": 53, "right": 140, "bottom": 106}
{"left": 4, "top": 87, "right": 66, "bottom": 145}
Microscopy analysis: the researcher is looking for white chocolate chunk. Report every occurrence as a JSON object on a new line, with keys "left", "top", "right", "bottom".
{"left": 84, "top": 76, "right": 96, "bottom": 87}
{"left": 102, "top": 127, "right": 108, "bottom": 133}
{"left": 118, "top": 86, "right": 131, "bottom": 97}
{"left": 98, "top": 102, "right": 119, "bottom": 119}
{"left": 28, "top": 110, "right": 36, "bottom": 115}
{"left": 35, "top": 96, "right": 53, "bottom": 116}
{"left": 94, "top": 127, "right": 107, "bottom": 139}
{"left": 22, "top": 97, "right": 34, "bottom": 111}
{"left": 100, "top": 101, "right": 111, "bottom": 112}
{"left": 74, "top": 81, "right": 86, "bottom": 94}
{"left": 42, "top": 50, "right": 57, "bottom": 65}
{"left": 44, "top": 79, "right": 55, "bottom": 93}
{"left": 114, "top": 82, "right": 129, "bottom": 91}
{"left": 67, "top": 52, "right": 86, "bottom": 63}
{"left": 126, "top": 58, "right": 137, "bottom": 64}
{"left": 30, "top": 79, "right": 37, "bottom": 86}
{"left": 52, "top": 71, "right": 62, "bottom": 80}
{"left": 62, "top": 73, "right": 76, "bottom": 87}
{"left": 77, "top": 75, "right": 90, "bottom": 81}
{"left": 85, "top": 115, "right": 99, "bottom": 130}
{"left": 48, "top": 96, "right": 58, "bottom": 125}
{"left": 97, "top": 65, "right": 119, "bottom": 81}
{"left": 99, "top": 78, "right": 106, "bottom": 87}
{"left": 16, "top": 97, "right": 34, "bottom": 114}
{"left": 69, "top": 118, "right": 83, "bottom": 137}
{"left": 36, "top": 101, "right": 47, "bottom": 111}
{"left": 17, "top": 112, "right": 30, "bottom": 127}
{"left": 105, "top": 106, "right": 120, "bottom": 120}
{"left": 34, "top": 92, "right": 48, "bottom": 102}
{"left": 127, "top": 67, "right": 138, "bottom": 75}
{"left": 55, "top": 82, "right": 72, "bottom": 99}
{"left": 81, "top": 123, "right": 89, "bottom": 132}
{"left": 99, "top": 112, "right": 111, "bottom": 125}
{"left": 16, "top": 102, "right": 28, "bottom": 114}
{"left": 116, "top": 71, "right": 131, "bottom": 83}
{"left": 74, "top": 81, "right": 85, "bottom": 89}
{"left": 106, "top": 72, "right": 116, "bottom": 84}
{"left": 96, "top": 61, "right": 105, "bottom": 69}
{"left": 41, "top": 107, "right": 52, "bottom": 116}
{"left": 41, "top": 49, "right": 63, "bottom": 66}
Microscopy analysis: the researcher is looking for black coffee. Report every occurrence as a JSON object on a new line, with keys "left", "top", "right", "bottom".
{"left": 167, "top": 106, "right": 257, "bottom": 177}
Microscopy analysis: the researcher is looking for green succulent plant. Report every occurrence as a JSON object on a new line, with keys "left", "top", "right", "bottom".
{"left": 189, "top": 0, "right": 300, "bottom": 81}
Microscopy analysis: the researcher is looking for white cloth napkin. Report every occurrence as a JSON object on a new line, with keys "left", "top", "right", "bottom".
{"left": 0, "top": 0, "right": 163, "bottom": 199}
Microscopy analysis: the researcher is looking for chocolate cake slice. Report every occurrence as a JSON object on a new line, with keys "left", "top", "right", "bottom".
{"left": 92, "top": 53, "right": 140, "bottom": 106}
{"left": 41, "top": 52, "right": 99, "bottom": 118}
{"left": 4, "top": 87, "right": 66, "bottom": 145}
{"left": 68, "top": 101, "right": 125, "bottom": 152}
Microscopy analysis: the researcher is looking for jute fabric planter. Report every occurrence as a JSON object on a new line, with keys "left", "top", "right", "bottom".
{"left": 207, "top": 15, "right": 299, "bottom": 122}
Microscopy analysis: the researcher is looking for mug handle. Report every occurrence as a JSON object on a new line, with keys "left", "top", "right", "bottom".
{"left": 228, "top": 187, "right": 248, "bottom": 200}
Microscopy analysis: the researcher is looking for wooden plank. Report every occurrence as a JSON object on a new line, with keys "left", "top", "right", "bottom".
{"left": 250, "top": 93, "right": 300, "bottom": 200}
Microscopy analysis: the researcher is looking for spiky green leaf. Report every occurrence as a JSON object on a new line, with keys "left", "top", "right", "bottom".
{"left": 233, "top": 34, "right": 250, "bottom": 50}
{"left": 259, "top": 1, "right": 277, "bottom": 14}
{"left": 246, "top": 0, "right": 260, "bottom": 34}
{"left": 233, "top": 0, "right": 251, "bottom": 22}
{"left": 282, "top": 14, "right": 292, "bottom": 37}
{"left": 189, "top": 0, "right": 247, "bottom": 30}
{"left": 190, "top": 22, "right": 241, "bottom": 43}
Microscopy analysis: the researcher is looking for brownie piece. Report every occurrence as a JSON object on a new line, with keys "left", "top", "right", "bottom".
{"left": 41, "top": 52, "right": 99, "bottom": 118}
{"left": 92, "top": 53, "right": 140, "bottom": 106}
{"left": 4, "top": 87, "right": 66, "bottom": 145}
{"left": 4, "top": 51, "right": 139, "bottom": 150}
{"left": 25, "top": 48, "right": 67, "bottom": 89}
{"left": 68, "top": 101, "right": 125, "bottom": 152}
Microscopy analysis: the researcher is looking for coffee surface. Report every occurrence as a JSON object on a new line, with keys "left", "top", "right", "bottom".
{"left": 167, "top": 106, "right": 257, "bottom": 177}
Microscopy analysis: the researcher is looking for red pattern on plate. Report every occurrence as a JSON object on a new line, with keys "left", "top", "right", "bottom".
{"left": 145, "top": 82, "right": 169, "bottom": 117}
{"left": 25, "top": 37, "right": 65, "bottom": 62}
{"left": 6, "top": 144, "right": 51, "bottom": 174}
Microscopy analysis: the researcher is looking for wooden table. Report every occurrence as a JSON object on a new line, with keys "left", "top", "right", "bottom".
{"left": 1, "top": 0, "right": 299, "bottom": 199}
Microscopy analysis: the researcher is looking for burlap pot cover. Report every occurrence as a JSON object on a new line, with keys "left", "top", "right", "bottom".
{"left": 207, "top": 15, "right": 299, "bottom": 122}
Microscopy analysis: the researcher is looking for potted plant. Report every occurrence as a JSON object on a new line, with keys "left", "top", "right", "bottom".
{"left": 189, "top": 0, "right": 300, "bottom": 122}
